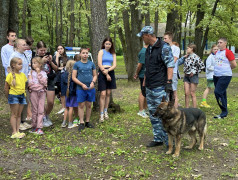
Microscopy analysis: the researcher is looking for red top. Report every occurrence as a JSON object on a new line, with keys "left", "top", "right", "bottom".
{"left": 220, "top": 48, "right": 235, "bottom": 61}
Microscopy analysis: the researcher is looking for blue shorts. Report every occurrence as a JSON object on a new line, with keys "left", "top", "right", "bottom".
{"left": 183, "top": 74, "right": 199, "bottom": 84}
{"left": 65, "top": 95, "right": 78, "bottom": 107}
{"left": 8, "top": 94, "right": 27, "bottom": 105}
{"left": 76, "top": 89, "right": 96, "bottom": 103}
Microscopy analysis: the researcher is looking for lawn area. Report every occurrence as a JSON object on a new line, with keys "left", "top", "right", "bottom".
{"left": 115, "top": 55, "right": 127, "bottom": 75}
{"left": 0, "top": 76, "right": 238, "bottom": 179}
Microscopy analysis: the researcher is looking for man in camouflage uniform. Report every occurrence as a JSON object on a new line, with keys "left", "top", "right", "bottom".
{"left": 137, "top": 26, "right": 174, "bottom": 147}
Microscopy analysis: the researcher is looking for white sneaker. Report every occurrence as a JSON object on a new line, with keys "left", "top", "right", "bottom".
{"left": 137, "top": 111, "right": 149, "bottom": 118}
{"left": 19, "top": 123, "right": 28, "bottom": 130}
{"left": 104, "top": 111, "right": 109, "bottom": 120}
{"left": 23, "top": 122, "right": 32, "bottom": 129}
{"left": 61, "top": 122, "right": 67, "bottom": 128}
{"left": 99, "top": 114, "right": 104, "bottom": 123}
{"left": 43, "top": 116, "right": 50, "bottom": 127}
{"left": 56, "top": 108, "right": 65, "bottom": 114}
{"left": 144, "top": 109, "right": 149, "bottom": 116}
{"left": 46, "top": 116, "right": 53, "bottom": 126}
{"left": 68, "top": 124, "right": 78, "bottom": 129}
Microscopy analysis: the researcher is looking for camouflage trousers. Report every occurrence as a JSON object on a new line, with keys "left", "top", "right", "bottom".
{"left": 146, "top": 86, "right": 168, "bottom": 145}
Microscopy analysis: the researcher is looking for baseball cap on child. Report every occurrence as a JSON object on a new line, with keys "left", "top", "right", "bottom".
{"left": 137, "top": 26, "right": 154, "bottom": 37}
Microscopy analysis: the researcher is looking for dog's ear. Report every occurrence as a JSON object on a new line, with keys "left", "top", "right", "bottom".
{"left": 162, "top": 96, "right": 166, "bottom": 102}
{"left": 168, "top": 98, "right": 175, "bottom": 108}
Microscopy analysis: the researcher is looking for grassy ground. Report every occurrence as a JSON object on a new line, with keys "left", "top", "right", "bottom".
{"left": 115, "top": 56, "right": 127, "bottom": 75}
{"left": 0, "top": 75, "right": 238, "bottom": 179}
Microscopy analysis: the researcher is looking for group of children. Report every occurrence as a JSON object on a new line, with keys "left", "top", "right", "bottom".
{"left": 2, "top": 29, "right": 117, "bottom": 139}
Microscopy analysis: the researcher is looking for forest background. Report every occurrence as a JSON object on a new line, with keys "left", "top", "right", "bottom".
{"left": 1, "top": 0, "right": 238, "bottom": 85}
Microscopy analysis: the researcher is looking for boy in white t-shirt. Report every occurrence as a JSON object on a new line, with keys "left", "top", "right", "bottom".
{"left": 164, "top": 32, "right": 181, "bottom": 108}
{"left": 1, "top": 29, "right": 17, "bottom": 76}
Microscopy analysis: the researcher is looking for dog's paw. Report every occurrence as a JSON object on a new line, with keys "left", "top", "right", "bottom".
{"left": 172, "top": 153, "right": 179, "bottom": 158}
{"left": 166, "top": 151, "right": 172, "bottom": 155}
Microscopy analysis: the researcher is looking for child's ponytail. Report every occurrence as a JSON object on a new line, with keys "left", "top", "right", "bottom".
{"left": 9, "top": 57, "right": 21, "bottom": 86}
{"left": 66, "top": 67, "right": 72, "bottom": 97}
{"left": 65, "top": 60, "right": 76, "bottom": 97}
{"left": 11, "top": 70, "right": 16, "bottom": 87}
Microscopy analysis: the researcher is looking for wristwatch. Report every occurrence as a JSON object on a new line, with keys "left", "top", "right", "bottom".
{"left": 92, "top": 81, "right": 96, "bottom": 85}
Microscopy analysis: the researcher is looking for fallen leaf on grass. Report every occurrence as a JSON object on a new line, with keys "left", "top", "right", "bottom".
{"left": 8, "top": 170, "right": 14, "bottom": 174}
{"left": 220, "top": 143, "right": 228, "bottom": 146}
{"left": 213, "top": 138, "right": 219, "bottom": 141}
{"left": 110, "top": 151, "right": 114, "bottom": 155}
{"left": 191, "top": 174, "right": 202, "bottom": 178}
{"left": 125, "top": 174, "right": 130, "bottom": 178}
{"left": 194, "top": 169, "right": 199, "bottom": 172}
{"left": 112, "top": 141, "right": 118, "bottom": 145}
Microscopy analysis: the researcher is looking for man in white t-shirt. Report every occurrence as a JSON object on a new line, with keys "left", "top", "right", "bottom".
{"left": 164, "top": 32, "right": 180, "bottom": 108}
{"left": 214, "top": 37, "right": 237, "bottom": 119}
{"left": 1, "top": 29, "right": 17, "bottom": 76}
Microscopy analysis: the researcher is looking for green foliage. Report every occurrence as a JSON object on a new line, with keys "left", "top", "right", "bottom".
{"left": 17, "top": 0, "right": 91, "bottom": 50}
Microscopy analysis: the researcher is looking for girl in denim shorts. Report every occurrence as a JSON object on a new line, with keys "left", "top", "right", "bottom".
{"left": 5, "top": 57, "right": 28, "bottom": 139}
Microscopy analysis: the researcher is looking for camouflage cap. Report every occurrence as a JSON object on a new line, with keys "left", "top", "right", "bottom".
{"left": 137, "top": 26, "right": 154, "bottom": 37}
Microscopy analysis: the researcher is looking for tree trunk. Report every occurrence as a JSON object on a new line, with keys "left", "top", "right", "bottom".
{"left": 201, "top": 0, "right": 220, "bottom": 58}
{"left": 9, "top": 0, "right": 19, "bottom": 34}
{"left": 119, "top": 0, "right": 141, "bottom": 81}
{"left": 129, "top": 0, "right": 141, "bottom": 80}
{"left": 59, "top": 0, "right": 63, "bottom": 44}
{"left": 154, "top": 10, "right": 159, "bottom": 36}
{"left": 145, "top": 2, "right": 150, "bottom": 26}
{"left": 50, "top": 3, "right": 54, "bottom": 49}
{"left": 55, "top": 0, "right": 60, "bottom": 45}
{"left": 183, "top": 10, "right": 189, "bottom": 55}
{"left": 84, "top": 0, "right": 93, "bottom": 50}
{"left": 118, "top": 27, "right": 128, "bottom": 68}
{"left": 69, "top": 0, "right": 75, "bottom": 47}
{"left": 22, "top": 0, "right": 27, "bottom": 38}
{"left": 122, "top": 10, "right": 133, "bottom": 76}
{"left": 0, "top": 0, "right": 10, "bottom": 92}
{"left": 165, "top": 0, "right": 179, "bottom": 42}
{"left": 27, "top": 5, "right": 32, "bottom": 36}
{"left": 188, "top": 11, "right": 192, "bottom": 44}
{"left": 114, "top": 13, "right": 118, "bottom": 50}
{"left": 90, "top": 0, "right": 109, "bottom": 111}
{"left": 177, "top": 0, "right": 182, "bottom": 47}
{"left": 194, "top": 4, "right": 205, "bottom": 58}
{"left": 77, "top": 1, "right": 83, "bottom": 47}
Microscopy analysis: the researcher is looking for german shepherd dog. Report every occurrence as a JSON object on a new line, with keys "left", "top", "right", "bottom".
{"left": 154, "top": 97, "right": 207, "bottom": 157}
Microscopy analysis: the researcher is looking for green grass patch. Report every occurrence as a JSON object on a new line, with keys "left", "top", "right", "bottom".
{"left": 0, "top": 76, "right": 237, "bottom": 179}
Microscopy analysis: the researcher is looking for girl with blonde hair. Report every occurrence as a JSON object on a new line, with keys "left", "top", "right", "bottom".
{"left": 8, "top": 38, "right": 32, "bottom": 130}
{"left": 28, "top": 57, "right": 48, "bottom": 135}
{"left": 5, "top": 57, "right": 27, "bottom": 138}
{"left": 61, "top": 60, "right": 78, "bottom": 128}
